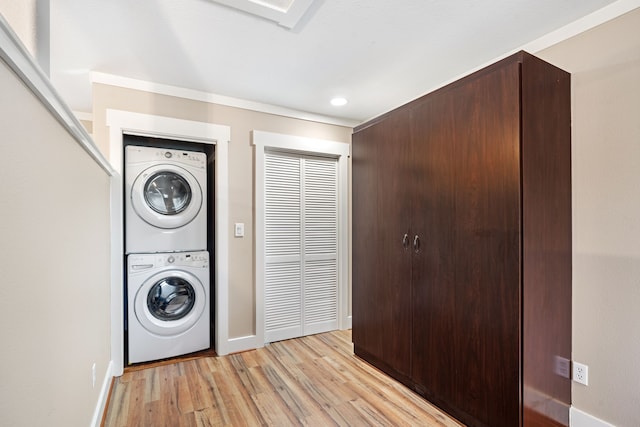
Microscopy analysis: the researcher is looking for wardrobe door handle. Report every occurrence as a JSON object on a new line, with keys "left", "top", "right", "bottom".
{"left": 402, "top": 233, "right": 410, "bottom": 250}
{"left": 413, "top": 235, "right": 421, "bottom": 253}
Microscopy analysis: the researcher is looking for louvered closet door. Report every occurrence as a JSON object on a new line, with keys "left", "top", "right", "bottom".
{"left": 264, "top": 151, "right": 338, "bottom": 343}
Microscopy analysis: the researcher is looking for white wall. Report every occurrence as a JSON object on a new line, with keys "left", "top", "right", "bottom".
{"left": 537, "top": 7, "right": 640, "bottom": 427}
{"left": 0, "top": 52, "right": 112, "bottom": 426}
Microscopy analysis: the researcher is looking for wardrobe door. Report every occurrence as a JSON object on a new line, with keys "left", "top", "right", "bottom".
{"left": 352, "top": 111, "right": 413, "bottom": 378}
{"left": 410, "top": 94, "right": 457, "bottom": 403}
{"left": 458, "top": 63, "right": 522, "bottom": 426}
{"left": 412, "top": 63, "right": 523, "bottom": 427}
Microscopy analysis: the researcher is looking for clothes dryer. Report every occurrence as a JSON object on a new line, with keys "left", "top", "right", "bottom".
{"left": 127, "top": 251, "right": 210, "bottom": 364}
{"left": 125, "top": 145, "right": 207, "bottom": 253}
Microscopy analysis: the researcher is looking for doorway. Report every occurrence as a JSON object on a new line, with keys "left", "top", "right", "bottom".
{"left": 264, "top": 151, "right": 339, "bottom": 342}
{"left": 253, "top": 130, "right": 350, "bottom": 346}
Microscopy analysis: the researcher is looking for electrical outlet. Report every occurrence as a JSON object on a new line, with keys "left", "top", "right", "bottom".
{"left": 573, "top": 361, "right": 589, "bottom": 385}
{"left": 92, "top": 363, "right": 97, "bottom": 388}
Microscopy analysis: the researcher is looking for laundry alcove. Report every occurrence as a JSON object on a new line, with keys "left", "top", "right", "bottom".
{"left": 106, "top": 110, "right": 231, "bottom": 375}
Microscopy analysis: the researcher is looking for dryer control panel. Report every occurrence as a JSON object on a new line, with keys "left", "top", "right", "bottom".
{"left": 126, "top": 145, "right": 206, "bottom": 169}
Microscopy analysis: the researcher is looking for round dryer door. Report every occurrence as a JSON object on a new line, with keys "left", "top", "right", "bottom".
{"left": 131, "top": 164, "right": 203, "bottom": 229}
{"left": 134, "top": 270, "right": 206, "bottom": 336}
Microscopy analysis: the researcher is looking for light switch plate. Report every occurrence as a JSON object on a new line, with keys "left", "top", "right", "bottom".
{"left": 234, "top": 223, "right": 245, "bottom": 237}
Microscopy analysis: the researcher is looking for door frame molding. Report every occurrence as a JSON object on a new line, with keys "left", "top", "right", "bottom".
{"left": 252, "top": 130, "right": 350, "bottom": 346}
{"left": 107, "top": 110, "right": 231, "bottom": 375}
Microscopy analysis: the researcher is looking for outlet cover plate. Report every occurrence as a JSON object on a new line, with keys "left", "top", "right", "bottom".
{"left": 573, "top": 361, "right": 589, "bottom": 385}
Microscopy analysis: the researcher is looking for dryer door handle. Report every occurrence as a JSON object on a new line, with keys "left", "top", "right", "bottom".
{"left": 131, "top": 264, "right": 154, "bottom": 270}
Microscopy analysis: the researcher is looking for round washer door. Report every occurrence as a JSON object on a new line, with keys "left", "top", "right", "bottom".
{"left": 134, "top": 270, "right": 206, "bottom": 336}
{"left": 131, "top": 164, "right": 203, "bottom": 229}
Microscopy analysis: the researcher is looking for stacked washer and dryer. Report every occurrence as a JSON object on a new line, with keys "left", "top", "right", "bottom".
{"left": 124, "top": 144, "right": 210, "bottom": 364}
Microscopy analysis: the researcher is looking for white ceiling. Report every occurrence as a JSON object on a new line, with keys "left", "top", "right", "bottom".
{"left": 49, "top": 0, "right": 621, "bottom": 124}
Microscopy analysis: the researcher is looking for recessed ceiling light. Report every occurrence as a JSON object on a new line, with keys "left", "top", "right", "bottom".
{"left": 331, "top": 97, "right": 348, "bottom": 106}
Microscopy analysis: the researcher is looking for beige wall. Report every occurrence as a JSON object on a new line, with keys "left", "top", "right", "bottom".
{"left": 0, "top": 59, "right": 112, "bottom": 426}
{"left": 537, "top": 8, "right": 640, "bottom": 427}
{"left": 0, "top": 0, "right": 49, "bottom": 73}
{"left": 0, "top": 0, "right": 36, "bottom": 54}
{"left": 91, "top": 84, "right": 352, "bottom": 338}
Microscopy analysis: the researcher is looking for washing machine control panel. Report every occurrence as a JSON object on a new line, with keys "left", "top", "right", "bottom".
{"left": 128, "top": 251, "right": 209, "bottom": 272}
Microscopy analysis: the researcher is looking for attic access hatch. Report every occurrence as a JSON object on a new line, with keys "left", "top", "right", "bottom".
{"left": 209, "top": 0, "right": 317, "bottom": 29}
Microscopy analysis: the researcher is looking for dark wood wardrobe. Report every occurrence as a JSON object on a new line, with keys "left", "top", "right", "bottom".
{"left": 352, "top": 51, "right": 572, "bottom": 427}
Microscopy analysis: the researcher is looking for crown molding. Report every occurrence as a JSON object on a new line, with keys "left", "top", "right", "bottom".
{"left": 91, "top": 71, "right": 360, "bottom": 129}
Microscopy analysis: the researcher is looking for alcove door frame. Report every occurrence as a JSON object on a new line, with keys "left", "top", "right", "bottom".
{"left": 107, "top": 110, "right": 231, "bottom": 375}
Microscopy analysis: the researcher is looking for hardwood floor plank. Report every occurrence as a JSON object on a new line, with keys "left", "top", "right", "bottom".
{"left": 228, "top": 353, "right": 266, "bottom": 396}
{"left": 103, "top": 379, "right": 129, "bottom": 427}
{"left": 332, "top": 400, "right": 371, "bottom": 426}
{"left": 185, "top": 361, "right": 214, "bottom": 412}
{"left": 193, "top": 407, "right": 224, "bottom": 427}
{"left": 126, "top": 379, "right": 146, "bottom": 427}
{"left": 162, "top": 376, "right": 183, "bottom": 425}
{"left": 176, "top": 374, "right": 195, "bottom": 414}
{"left": 263, "top": 364, "right": 313, "bottom": 416}
{"left": 251, "top": 387, "right": 300, "bottom": 425}
{"left": 349, "top": 397, "right": 393, "bottom": 426}
{"left": 204, "top": 368, "right": 253, "bottom": 426}
{"left": 180, "top": 412, "right": 198, "bottom": 427}
{"left": 143, "top": 367, "right": 160, "bottom": 403}
{"left": 213, "top": 358, "right": 266, "bottom": 425}
{"left": 144, "top": 400, "right": 172, "bottom": 427}
{"left": 103, "top": 330, "right": 464, "bottom": 427}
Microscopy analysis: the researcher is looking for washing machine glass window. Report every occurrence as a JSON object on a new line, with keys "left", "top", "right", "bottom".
{"left": 144, "top": 171, "right": 192, "bottom": 215}
{"left": 147, "top": 277, "right": 196, "bottom": 321}
{"left": 134, "top": 269, "right": 207, "bottom": 337}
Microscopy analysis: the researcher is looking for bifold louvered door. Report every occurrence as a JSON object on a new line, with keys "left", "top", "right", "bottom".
{"left": 264, "top": 151, "right": 338, "bottom": 343}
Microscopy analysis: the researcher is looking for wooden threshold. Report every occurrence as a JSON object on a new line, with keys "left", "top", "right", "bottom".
{"left": 124, "top": 347, "right": 218, "bottom": 373}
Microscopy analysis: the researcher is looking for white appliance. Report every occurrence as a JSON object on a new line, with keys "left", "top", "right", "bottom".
{"left": 125, "top": 145, "right": 207, "bottom": 254}
{"left": 127, "top": 251, "right": 210, "bottom": 364}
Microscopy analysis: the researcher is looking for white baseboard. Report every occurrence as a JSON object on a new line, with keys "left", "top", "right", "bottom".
{"left": 225, "top": 324, "right": 353, "bottom": 355}
{"left": 571, "top": 407, "right": 615, "bottom": 427}
{"left": 90, "top": 360, "right": 114, "bottom": 427}
{"left": 344, "top": 315, "right": 352, "bottom": 330}
{"left": 226, "top": 335, "right": 260, "bottom": 354}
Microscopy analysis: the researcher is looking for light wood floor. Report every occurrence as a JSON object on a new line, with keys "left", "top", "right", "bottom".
{"left": 103, "top": 330, "right": 463, "bottom": 426}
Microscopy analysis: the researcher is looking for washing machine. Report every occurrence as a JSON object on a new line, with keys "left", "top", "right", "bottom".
{"left": 127, "top": 251, "right": 210, "bottom": 364}
{"left": 125, "top": 145, "right": 207, "bottom": 254}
